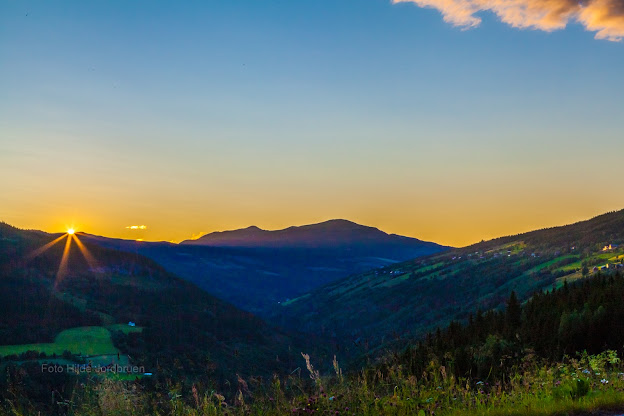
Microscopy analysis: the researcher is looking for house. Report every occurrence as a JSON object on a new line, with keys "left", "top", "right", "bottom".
{"left": 128, "top": 321, "right": 136, "bottom": 327}
{"left": 603, "top": 244, "right": 619, "bottom": 251}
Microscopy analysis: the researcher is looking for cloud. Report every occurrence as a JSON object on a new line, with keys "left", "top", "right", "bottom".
{"left": 126, "top": 225, "right": 147, "bottom": 230}
{"left": 392, "top": 0, "right": 624, "bottom": 40}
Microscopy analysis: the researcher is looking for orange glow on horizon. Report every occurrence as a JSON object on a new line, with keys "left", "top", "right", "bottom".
{"left": 13, "top": 197, "right": 624, "bottom": 250}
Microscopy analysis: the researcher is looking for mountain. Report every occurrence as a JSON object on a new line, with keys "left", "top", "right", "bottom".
{"left": 273, "top": 209, "right": 624, "bottom": 357}
{"left": 181, "top": 219, "right": 435, "bottom": 249}
{"left": 0, "top": 222, "right": 302, "bottom": 390}
{"left": 84, "top": 220, "right": 448, "bottom": 316}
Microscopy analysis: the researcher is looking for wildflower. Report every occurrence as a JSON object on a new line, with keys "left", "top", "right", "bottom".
{"left": 601, "top": 379, "right": 609, "bottom": 384}
{"left": 583, "top": 369, "right": 591, "bottom": 374}
{"left": 329, "top": 396, "right": 335, "bottom": 401}
{"left": 476, "top": 381, "right": 484, "bottom": 385}
{"left": 192, "top": 384, "right": 199, "bottom": 408}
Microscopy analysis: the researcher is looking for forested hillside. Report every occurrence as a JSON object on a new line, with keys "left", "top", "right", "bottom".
{"left": 389, "top": 272, "right": 624, "bottom": 381}
{"left": 275, "top": 210, "right": 624, "bottom": 357}
{"left": 0, "top": 222, "right": 304, "bottom": 413}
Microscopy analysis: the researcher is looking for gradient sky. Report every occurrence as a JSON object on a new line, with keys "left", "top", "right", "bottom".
{"left": 1, "top": 0, "right": 623, "bottom": 247}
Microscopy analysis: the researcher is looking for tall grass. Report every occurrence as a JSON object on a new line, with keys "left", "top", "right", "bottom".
{"left": 3, "top": 351, "right": 624, "bottom": 415}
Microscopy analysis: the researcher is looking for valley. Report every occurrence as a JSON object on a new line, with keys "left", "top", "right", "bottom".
{"left": 82, "top": 219, "right": 447, "bottom": 316}
{"left": 2, "top": 210, "right": 624, "bottom": 415}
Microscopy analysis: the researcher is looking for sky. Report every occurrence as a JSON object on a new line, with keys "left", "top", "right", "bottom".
{"left": 1, "top": 0, "right": 623, "bottom": 247}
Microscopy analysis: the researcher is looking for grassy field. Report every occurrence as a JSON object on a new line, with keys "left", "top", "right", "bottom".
{"left": 522, "top": 255, "right": 578, "bottom": 276}
{"left": 443, "top": 390, "right": 624, "bottom": 416}
{"left": 0, "top": 325, "right": 141, "bottom": 357}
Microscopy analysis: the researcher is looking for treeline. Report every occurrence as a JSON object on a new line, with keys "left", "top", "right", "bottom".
{"left": 392, "top": 271, "right": 624, "bottom": 381}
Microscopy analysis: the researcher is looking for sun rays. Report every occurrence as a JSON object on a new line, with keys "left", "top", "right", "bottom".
{"left": 56, "top": 233, "right": 73, "bottom": 282}
{"left": 26, "top": 234, "right": 67, "bottom": 260}
{"left": 27, "top": 230, "right": 99, "bottom": 287}
{"left": 70, "top": 234, "right": 98, "bottom": 270}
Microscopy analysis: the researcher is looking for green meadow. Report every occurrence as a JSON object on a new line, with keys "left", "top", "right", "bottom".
{"left": 0, "top": 325, "right": 142, "bottom": 357}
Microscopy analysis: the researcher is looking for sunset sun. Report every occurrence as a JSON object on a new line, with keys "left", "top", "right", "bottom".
{"left": 67, "top": 228, "right": 75, "bottom": 235}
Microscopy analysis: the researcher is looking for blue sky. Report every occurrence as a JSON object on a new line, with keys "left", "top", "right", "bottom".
{"left": 1, "top": 0, "right": 623, "bottom": 246}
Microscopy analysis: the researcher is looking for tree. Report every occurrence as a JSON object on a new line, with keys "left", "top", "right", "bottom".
{"left": 505, "top": 291, "right": 521, "bottom": 337}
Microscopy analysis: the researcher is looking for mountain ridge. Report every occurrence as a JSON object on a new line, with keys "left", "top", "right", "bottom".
{"left": 180, "top": 219, "right": 438, "bottom": 249}
{"left": 82, "top": 219, "right": 449, "bottom": 315}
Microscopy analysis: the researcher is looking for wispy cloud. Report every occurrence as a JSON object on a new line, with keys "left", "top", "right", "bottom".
{"left": 126, "top": 225, "right": 147, "bottom": 230}
{"left": 393, "top": 0, "right": 624, "bottom": 40}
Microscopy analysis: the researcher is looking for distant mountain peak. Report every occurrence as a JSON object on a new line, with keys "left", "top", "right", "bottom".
{"left": 305, "top": 219, "right": 364, "bottom": 228}
{"left": 180, "top": 219, "right": 437, "bottom": 249}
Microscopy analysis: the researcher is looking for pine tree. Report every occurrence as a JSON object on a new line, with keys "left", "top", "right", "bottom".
{"left": 505, "top": 291, "right": 521, "bottom": 337}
